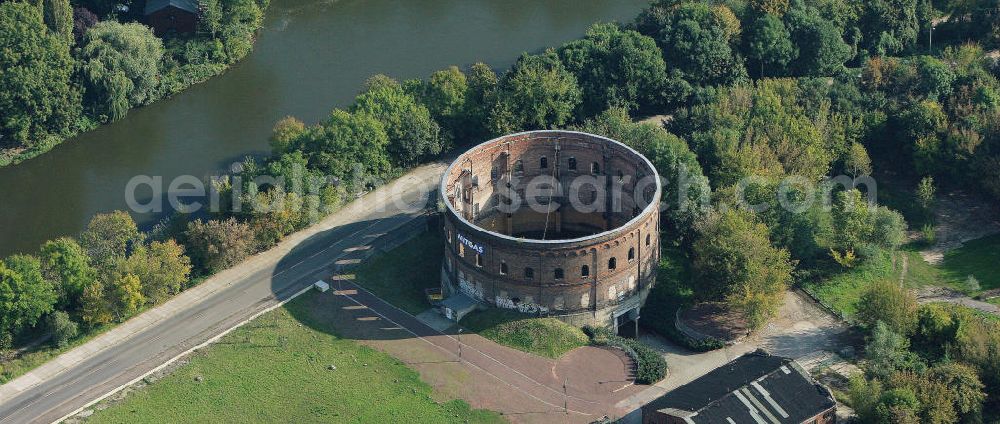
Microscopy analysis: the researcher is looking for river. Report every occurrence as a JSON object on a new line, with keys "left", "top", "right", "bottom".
{"left": 0, "top": 0, "right": 649, "bottom": 257}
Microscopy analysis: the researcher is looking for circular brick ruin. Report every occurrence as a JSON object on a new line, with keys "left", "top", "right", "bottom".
{"left": 439, "top": 130, "right": 661, "bottom": 329}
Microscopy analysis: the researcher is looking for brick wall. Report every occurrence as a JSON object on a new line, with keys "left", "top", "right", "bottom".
{"left": 440, "top": 131, "right": 661, "bottom": 326}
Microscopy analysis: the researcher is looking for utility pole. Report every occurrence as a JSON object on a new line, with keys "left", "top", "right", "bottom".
{"left": 457, "top": 328, "right": 463, "bottom": 362}
{"left": 563, "top": 378, "right": 568, "bottom": 415}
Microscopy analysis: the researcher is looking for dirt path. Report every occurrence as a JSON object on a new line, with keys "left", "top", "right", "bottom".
{"left": 919, "top": 190, "right": 1000, "bottom": 264}
{"left": 914, "top": 286, "right": 1000, "bottom": 315}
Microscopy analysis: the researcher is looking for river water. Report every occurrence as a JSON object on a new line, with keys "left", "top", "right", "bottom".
{"left": 0, "top": 0, "right": 648, "bottom": 257}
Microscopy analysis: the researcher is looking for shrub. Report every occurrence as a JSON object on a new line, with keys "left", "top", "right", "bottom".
{"left": 46, "top": 311, "right": 78, "bottom": 348}
{"left": 583, "top": 326, "right": 667, "bottom": 384}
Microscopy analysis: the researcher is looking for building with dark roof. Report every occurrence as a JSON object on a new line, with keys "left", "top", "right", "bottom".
{"left": 144, "top": 0, "right": 199, "bottom": 35}
{"left": 642, "top": 350, "right": 836, "bottom": 424}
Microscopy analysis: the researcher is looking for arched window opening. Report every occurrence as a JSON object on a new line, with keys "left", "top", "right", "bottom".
{"left": 500, "top": 261, "right": 508, "bottom": 275}
{"left": 524, "top": 267, "right": 534, "bottom": 279}
{"left": 628, "top": 247, "right": 635, "bottom": 262}
{"left": 591, "top": 162, "right": 600, "bottom": 174}
{"left": 540, "top": 156, "right": 548, "bottom": 169}
{"left": 554, "top": 268, "right": 564, "bottom": 280}
{"left": 581, "top": 265, "right": 590, "bottom": 277}
{"left": 608, "top": 257, "right": 617, "bottom": 270}
{"left": 568, "top": 157, "right": 577, "bottom": 170}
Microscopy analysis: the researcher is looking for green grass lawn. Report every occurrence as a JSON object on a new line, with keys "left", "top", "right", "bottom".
{"left": 941, "top": 234, "right": 1000, "bottom": 291}
{"left": 802, "top": 233, "right": 1000, "bottom": 320}
{"left": 459, "top": 309, "right": 588, "bottom": 359}
{"left": 802, "top": 251, "right": 899, "bottom": 320}
{"left": 88, "top": 294, "right": 502, "bottom": 424}
{"left": 351, "top": 230, "right": 445, "bottom": 315}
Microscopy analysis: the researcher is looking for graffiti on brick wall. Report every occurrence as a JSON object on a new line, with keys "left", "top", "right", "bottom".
{"left": 495, "top": 296, "right": 549, "bottom": 314}
{"left": 458, "top": 275, "right": 484, "bottom": 300}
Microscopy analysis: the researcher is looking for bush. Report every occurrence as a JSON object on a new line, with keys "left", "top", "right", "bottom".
{"left": 46, "top": 311, "right": 78, "bottom": 348}
{"left": 583, "top": 326, "right": 667, "bottom": 384}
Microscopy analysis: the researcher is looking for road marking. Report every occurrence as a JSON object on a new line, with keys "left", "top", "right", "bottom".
{"left": 25, "top": 214, "right": 419, "bottom": 424}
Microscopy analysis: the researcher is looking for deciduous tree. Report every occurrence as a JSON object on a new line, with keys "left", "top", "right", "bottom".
{"left": 692, "top": 210, "right": 793, "bottom": 329}
{"left": 125, "top": 240, "right": 192, "bottom": 304}
{"left": 0, "top": 2, "right": 80, "bottom": 150}
{"left": 491, "top": 50, "right": 582, "bottom": 132}
{"left": 40, "top": 237, "right": 96, "bottom": 312}
{"left": 0, "top": 255, "right": 57, "bottom": 346}
{"left": 78, "top": 22, "right": 164, "bottom": 121}
{"left": 557, "top": 23, "right": 666, "bottom": 116}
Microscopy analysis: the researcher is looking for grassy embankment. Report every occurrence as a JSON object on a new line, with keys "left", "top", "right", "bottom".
{"left": 802, "top": 234, "right": 1000, "bottom": 320}
{"left": 88, "top": 296, "right": 503, "bottom": 423}
{"left": 349, "top": 229, "right": 588, "bottom": 358}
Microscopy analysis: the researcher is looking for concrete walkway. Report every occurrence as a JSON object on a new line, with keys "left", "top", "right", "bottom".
{"left": 319, "top": 278, "right": 645, "bottom": 423}
{"left": 616, "top": 290, "right": 857, "bottom": 413}
{"left": 0, "top": 161, "right": 447, "bottom": 423}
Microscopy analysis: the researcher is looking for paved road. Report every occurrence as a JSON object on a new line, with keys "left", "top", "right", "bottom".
{"left": 0, "top": 163, "right": 445, "bottom": 424}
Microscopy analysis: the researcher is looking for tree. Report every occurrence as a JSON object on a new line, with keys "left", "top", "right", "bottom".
{"left": 464, "top": 62, "right": 499, "bottom": 140}
{"left": 71, "top": 7, "right": 97, "bottom": 41}
{"left": 410, "top": 66, "right": 469, "bottom": 140}
{"left": 635, "top": 2, "right": 746, "bottom": 85}
{"left": 80, "top": 211, "right": 142, "bottom": 267}
{"left": 0, "top": 256, "right": 57, "bottom": 346}
{"left": 292, "top": 110, "right": 392, "bottom": 181}
{"left": 108, "top": 273, "right": 143, "bottom": 321}
{"left": 46, "top": 310, "right": 78, "bottom": 347}
{"left": 269, "top": 116, "right": 305, "bottom": 155}
{"left": 857, "top": 279, "right": 918, "bottom": 334}
{"left": 492, "top": 50, "right": 582, "bottom": 132}
{"left": 784, "top": 5, "right": 851, "bottom": 76}
{"left": 861, "top": 0, "right": 919, "bottom": 55}
{"left": 578, "top": 108, "right": 709, "bottom": 239}
{"left": 745, "top": 13, "right": 795, "bottom": 77}
{"left": 351, "top": 75, "right": 443, "bottom": 167}
{"left": 830, "top": 189, "right": 873, "bottom": 255}
{"left": 557, "top": 23, "right": 666, "bottom": 116}
{"left": 843, "top": 142, "right": 872, "bottom": 177}
{"left": 125, "top": 240, "right": 192, "bottom": 304}
{"left": 184, "top": 218, "right": 257, "bottom": 273}
{"left": 218, "top": 0, "right": 262, "bottom": 63}
{"left": 916, "top": 176, "right": 936, "bottom": 211}
{"left": 199, "top": 0, "right": 223, "bottom": 37}
{"left": 692, "top": 210, "right": 793, "bottom": 329}
{"left": 40, "top": 0, "right": 73, "bottom": 45}
{"left": 865, "top": 321, "right": 924, "bottom": 379}
{"left": 926, "top": 362, "right": 986, "bottom": 419}
{"left": 78, "top": 22, "right": 164, "bottom": 121}
{"left": 79, "top": 281, "right": 111, "bottom": 328}
{"left": 748, "top": 0, "right": 790, "bottom": 16}
{"left": 39, "top": 237, "right": 96, "bottom": 312}
{"left": 914, "top": 56, "right": 955, "bottom": 100}
{"left": 0, "top": 2, "right": 80, "bottom": 150}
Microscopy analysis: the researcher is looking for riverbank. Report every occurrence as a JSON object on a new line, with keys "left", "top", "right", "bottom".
{"left": 0, "top": 1, "right": 269, "bottom": 169}
{"left": 0, "top": 0, "right": 649, "bottom": 258}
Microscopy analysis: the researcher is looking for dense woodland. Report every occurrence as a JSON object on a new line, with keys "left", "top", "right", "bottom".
{"left": 0, "top": 0, "right": 267, "bottom": 166}
{"left": 3, "top": 0, "right": 1000, "bottom": 421}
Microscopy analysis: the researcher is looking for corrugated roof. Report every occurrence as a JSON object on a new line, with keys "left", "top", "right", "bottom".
{"left": 645, "top": 350, "right": 836, "bottom": 424}
{"left": 144, "top": 0, "right": 199, "bottom": 15}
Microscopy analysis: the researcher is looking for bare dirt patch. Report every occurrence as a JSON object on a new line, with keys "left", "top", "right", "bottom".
{"left": 677, "top": 302, "right": 750, "bottom": 343}
{"left": 919, "top": 190, "right": 1000, "bottom": 264}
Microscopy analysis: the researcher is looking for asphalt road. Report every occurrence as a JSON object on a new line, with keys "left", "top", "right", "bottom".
{"left": 0, "top": 165, "right": 443, "bottom": 424}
